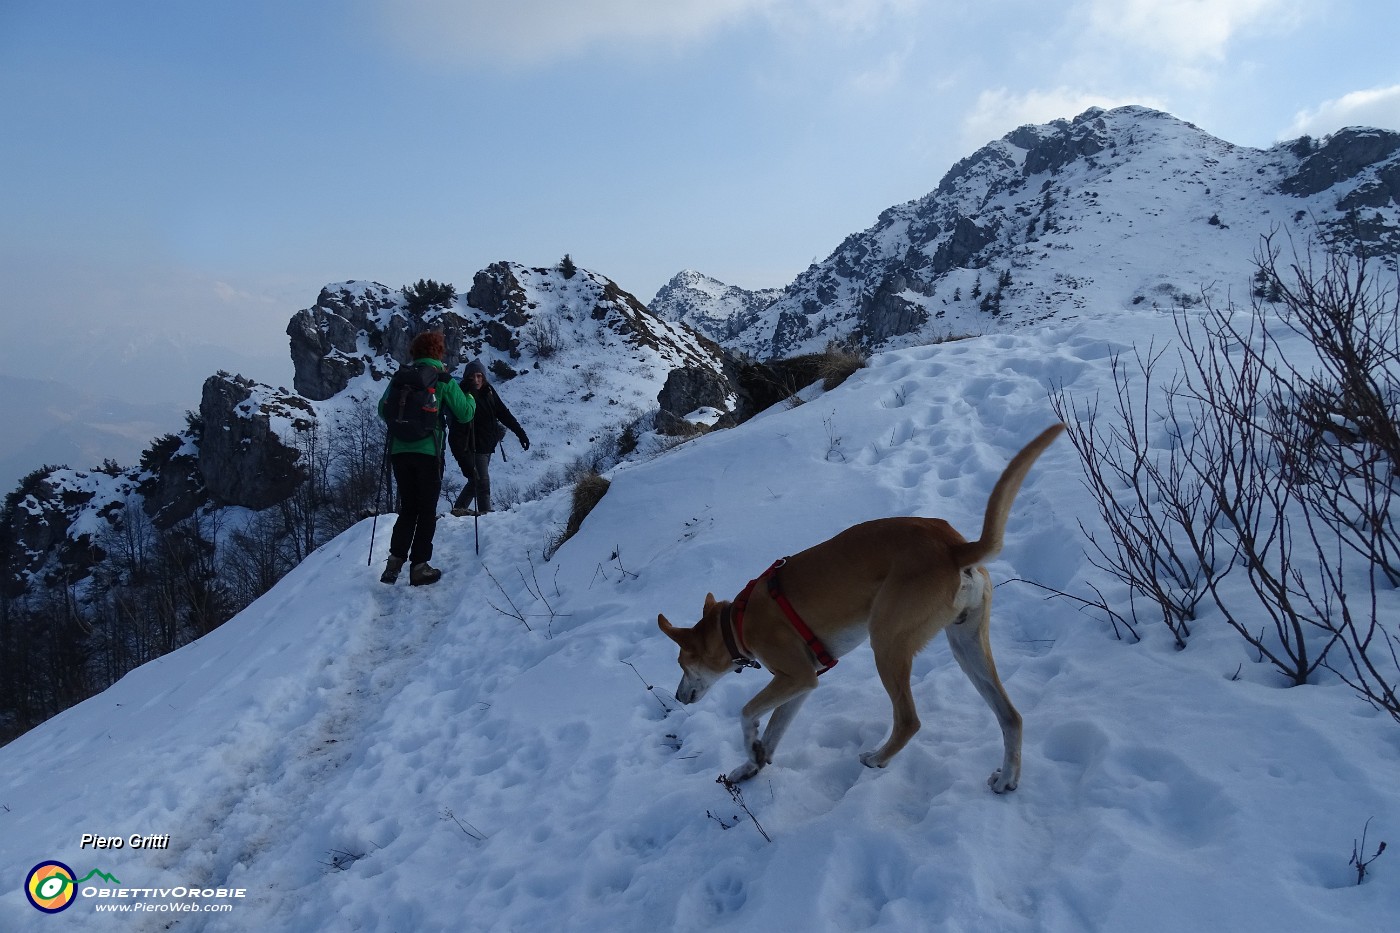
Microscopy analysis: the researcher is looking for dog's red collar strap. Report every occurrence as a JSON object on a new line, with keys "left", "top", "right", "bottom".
{"left": 764, "top": 558, "right": 838, "bottom": 674}
{"left": 730, "top": 558, "right": 838, "bottom": 676}
{"left": 720, "top": 595, "right": 761, "bottom": 673}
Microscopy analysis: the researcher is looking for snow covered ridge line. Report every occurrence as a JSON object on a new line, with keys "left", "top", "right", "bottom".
{"left": 3, "top": 260, "right": 727, "bottom": 588}
{"left": 654, "top": 106, "right": 1400, "bottom": 360}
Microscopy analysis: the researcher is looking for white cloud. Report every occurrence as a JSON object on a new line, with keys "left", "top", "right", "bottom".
{"left": 375, "top": 0, "right": 922, "bottom": 67}
{"left": 376, "top": 0, "right": 774, "bottom": 66}
{"left": 1285, "top": 84, "right": 1400, "bottom": 139}
{"left": 780, "top": 0, "right": 919, "bottom": 35}
{"left": 959, "top": 87, "right": 1166, "bottom": 152}
{"left": 1082, "top": 0, "right": 1294, "bottom": 62}
{"left": 844, "top": 44, "right": 913, "bottom": 97}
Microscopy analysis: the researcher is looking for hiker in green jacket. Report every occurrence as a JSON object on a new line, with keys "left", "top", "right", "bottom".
{"left": 377, "top": 331, "right": 475, "bottom": 586}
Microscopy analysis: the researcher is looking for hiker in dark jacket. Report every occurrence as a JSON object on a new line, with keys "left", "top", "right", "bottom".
{"left": 448, "top": 358, "right": 529, "bottom": 517}
{"left": 377, "top": 331, "right": 475, "bottom": 586}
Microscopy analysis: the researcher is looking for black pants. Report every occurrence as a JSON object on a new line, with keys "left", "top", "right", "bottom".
{"left": 390, "top": 453, "right": 442, "bottom": 563}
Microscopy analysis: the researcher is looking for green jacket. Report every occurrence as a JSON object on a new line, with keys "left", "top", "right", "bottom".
{"left": 378, "top": 358, "right": 476, "bottom": 456}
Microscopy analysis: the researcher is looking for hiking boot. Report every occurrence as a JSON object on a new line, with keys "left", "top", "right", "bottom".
{"left": 450, "top": 506, "right": 478, "bottom": 517}
{"left": 409, "top": 562, "right": 443, "bottom": 586}
{"left": 380, "top": 556, "right": 405, "bottom": 584}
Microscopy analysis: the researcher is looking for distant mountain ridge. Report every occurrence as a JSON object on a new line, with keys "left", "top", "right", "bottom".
{"left": 649, "top": 270, "right": 782, "bottom": 344}
{"left": 651, "top": 106, "right": 1400, "bottom": 358}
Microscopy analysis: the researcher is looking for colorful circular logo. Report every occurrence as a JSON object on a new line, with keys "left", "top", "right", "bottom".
{"left": 26, "top": 861, "right": 78, "bottom": 913}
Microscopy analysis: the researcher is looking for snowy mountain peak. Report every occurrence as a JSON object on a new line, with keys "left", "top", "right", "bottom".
{"left": 695, "top": 105, "right": 1398, "bottom": 359}
{"left": 649, "top": 269, "right": 783, "bottom": 345}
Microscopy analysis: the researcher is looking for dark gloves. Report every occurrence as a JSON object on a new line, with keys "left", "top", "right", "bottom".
{"left": 517, "top": 431, "right": 530, "bottom": 451}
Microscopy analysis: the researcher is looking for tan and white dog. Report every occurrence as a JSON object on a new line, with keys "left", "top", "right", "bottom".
{"left": 658, "top": 423, "right": 1065, "bottom": 792}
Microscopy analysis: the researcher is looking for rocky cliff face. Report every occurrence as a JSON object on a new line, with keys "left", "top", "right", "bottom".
{"left": 286, "top": 282, "right": 478, "bottom": 400}
{"left": 197, "top": 372, "right": 315, "bottom": 510}
{"left": 0, "top": 371, "right": 320, "bottom": 594}
{"left": 286, "top": 265, "right": 724, "bottom": 398}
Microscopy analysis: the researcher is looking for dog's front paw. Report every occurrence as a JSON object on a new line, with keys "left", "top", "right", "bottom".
{"left": 858, "top": 751, "right": 887, "bottom": 769}
{"left": 987, "top": 769, "right": 1018, "bottom": 793}
{"left": 726, "top": 761, "right": 762, "bottom": 783}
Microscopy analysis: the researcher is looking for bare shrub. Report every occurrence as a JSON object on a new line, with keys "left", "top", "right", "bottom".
{"left": 816, "top": 341, "right": 868, "bottom": 390}
{"left": 1049, "top": 343, "right": 1217, "bottom": 647}
{"left": 1053, "top": 233, "right": 1400, "bottom": 720}
{"left": 522, "top": 318, "right": 564, "bottom": 359}
{"left": 545, "top": 473, "right": 611, "bottom": 559}
{"left": 566, "top": 474, "right": 610, "bottom": 536}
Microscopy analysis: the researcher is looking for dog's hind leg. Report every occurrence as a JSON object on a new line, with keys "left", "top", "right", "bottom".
{"left": 945, "top": 585, "right": 1023, "bottom": 793}
{"left": 860, "top": 630, "right": 921, "bottom": 770}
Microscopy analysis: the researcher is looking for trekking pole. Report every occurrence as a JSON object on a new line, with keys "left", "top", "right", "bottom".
{"left": 369, "top": 431, "right": 391, "bottom": 566}
{"left": 437, "top": 420, "right": 447, "bottom": 515}
{"left": 469, "top": 420, "right": 481, "bottom": 555}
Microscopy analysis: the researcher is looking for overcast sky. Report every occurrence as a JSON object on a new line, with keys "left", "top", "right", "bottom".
{"left": 2, "top": 0, "right": 1399, "bottom": 408}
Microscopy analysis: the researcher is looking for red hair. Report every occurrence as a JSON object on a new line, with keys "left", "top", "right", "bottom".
{"left": 409, "top": 331, "right": 445, "bottom": 361}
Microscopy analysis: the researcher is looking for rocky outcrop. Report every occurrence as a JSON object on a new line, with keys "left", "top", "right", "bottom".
{"left": 1281, "top": 128, "right": 1400, "bottom": 197}
{"left": 856, "top": 274, "right": 930, "bottom": 345}
{"left": 654, "top": 365, "right": 734, "bottom": 435}
{"left": 287, "top": 282, "right": 477, "bottom": 400}
{"left": 1019, "top": 113, "right": 1109, "bottom": 177}
{"left": 136, "top": 432, "right": 206, "bottom": 529}
{"left": 197, "top": 373, "right": 313, "bottom": 510}
{"left": 286, "top": 282, "right": 393, "bottom": 400}
{"left": 0, "top": 466, "right": 137, "bottom": 594}
{"left": 1, "top": 469, "right": 86, "bottom": 592}
{"left": 467, "top": 265, "right": 531, "bottom": 327}
{"left": 1278, "top": 128, "right": 1400, "bottom": 257}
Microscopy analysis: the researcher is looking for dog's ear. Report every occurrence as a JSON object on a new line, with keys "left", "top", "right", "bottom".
{"left": 658, "top": 614, "right": 697, "bottom": 649}
{"left": 658, "top": 614, "right": 683, "bottom": 643}
{"left": 703, "top": 592, "right": 717, "bottom": 612}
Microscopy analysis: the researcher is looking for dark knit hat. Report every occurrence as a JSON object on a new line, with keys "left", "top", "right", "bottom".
{"left": 464, "top": 358, "right": 486, "bottom": 379}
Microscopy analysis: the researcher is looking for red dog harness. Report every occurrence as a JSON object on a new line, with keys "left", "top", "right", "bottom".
{"left": 720, "top": 558, "right": 838, "bottom": 675}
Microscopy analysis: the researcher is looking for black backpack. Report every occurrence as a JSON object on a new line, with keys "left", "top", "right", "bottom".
{"left": 385, "top": 362, "right": 448, "bottom": 443}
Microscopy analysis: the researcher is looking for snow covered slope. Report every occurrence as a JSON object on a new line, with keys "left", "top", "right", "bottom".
{"left": 1, "top": 305, "right": 1395, "bottom": 932}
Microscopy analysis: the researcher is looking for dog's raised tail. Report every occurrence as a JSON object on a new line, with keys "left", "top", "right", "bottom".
{"left": 954, "top": 423, "right": 1066, "bottom": 569}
